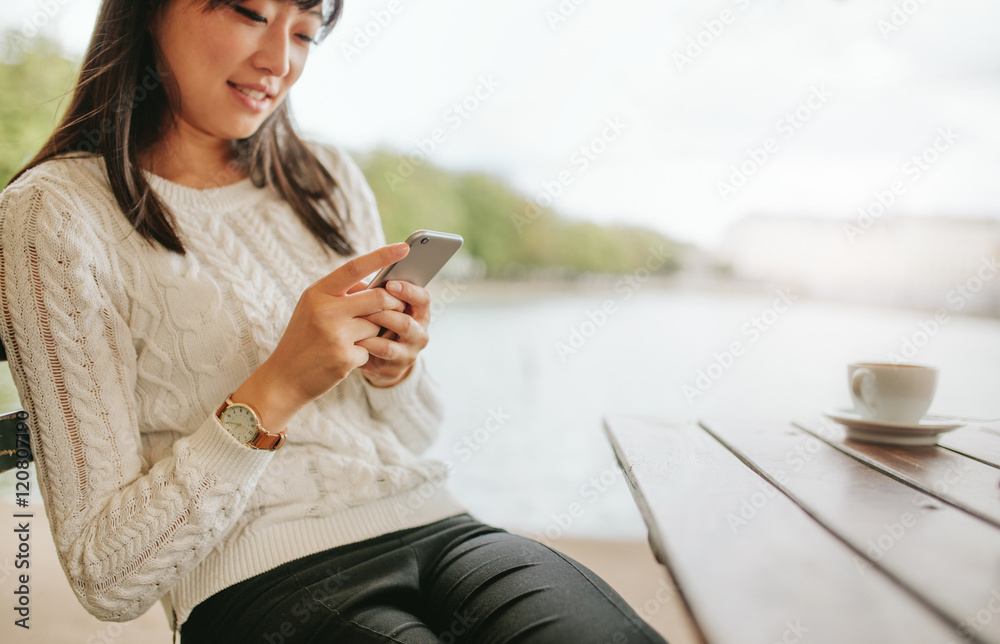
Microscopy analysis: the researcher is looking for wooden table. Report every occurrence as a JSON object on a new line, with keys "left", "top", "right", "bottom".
{"left": 603, "top": 415, "right": 1000, "bottom": 644}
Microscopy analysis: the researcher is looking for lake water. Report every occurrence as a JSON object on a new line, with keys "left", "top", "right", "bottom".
{"left": 4, "top": 285, "right": 999, "bottom": 540}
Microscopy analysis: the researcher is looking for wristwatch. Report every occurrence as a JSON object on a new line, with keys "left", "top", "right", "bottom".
{"left": 215, "top": 394, "right": 286, "bottom": 451}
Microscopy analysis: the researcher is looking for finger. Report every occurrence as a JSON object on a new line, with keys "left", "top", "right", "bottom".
{"left": 347, "top": 345, "right": 373, "bottom": 371}
{"left": 315, "top": 243, "right": 409, "bottom": 296}
{"left": 384, "top": 282, "right": 431, "bottom": 329}
{"left": 323, "top": 316, "right": 382, "bottom": 345}
{"left": 363, "top": 310, "right": 427, "bottom": 347}
{"left": 369, "top": 287, "right": 407, "bottom": 312}
{"left": 356, "top": 336, "right": 409, "bottom": 362}
{"left": 345, "top": 288, "right": 407, "bottom": 318}
{"left": 385, "top": 281, "right": 431, "bottom": 316}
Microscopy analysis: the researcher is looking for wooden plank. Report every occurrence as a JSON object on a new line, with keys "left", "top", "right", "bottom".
{"left": 795, "top": 417, "right": 1000, "bottom": 529}
{"left": 704, "top": 417, "right": 1000, "bottom": 644}
{"left": 604, "top": 415, "right": 965, "bottom": 644}
{"left": 939, "top": 425, "right": 1000, "bottom": 469}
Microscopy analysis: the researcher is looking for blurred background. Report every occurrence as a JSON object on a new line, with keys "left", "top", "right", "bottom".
{"left": 1, "top": 0, "right": 999, "bottom": 640}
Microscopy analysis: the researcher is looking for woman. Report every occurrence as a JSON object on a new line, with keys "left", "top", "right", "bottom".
{"left": 0, "top": 1, "right": 668, "bottom": 642}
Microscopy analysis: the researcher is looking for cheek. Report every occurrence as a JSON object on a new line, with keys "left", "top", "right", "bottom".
{"left": 176, "top": 9, "right": 250, "bottom": 77}
{"left": 201, "top": 28, "right": 247, "bottom": 70}
{"left": 158, "top": 16, "right": 234, "bottom": 102}
{"left": 287, "top": 51, "right": 310, "bottom": 85}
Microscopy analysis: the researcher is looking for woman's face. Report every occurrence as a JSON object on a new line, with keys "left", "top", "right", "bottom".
{"left": 152, "top": 0, "right": 322, "bottom": 143}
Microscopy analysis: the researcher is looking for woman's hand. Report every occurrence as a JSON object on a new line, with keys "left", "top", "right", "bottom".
{"left": 356, "top": 279, "right": 432, "bottom": 388}
{"left": 231, "top": 243, "right": 410, "bottom": 431}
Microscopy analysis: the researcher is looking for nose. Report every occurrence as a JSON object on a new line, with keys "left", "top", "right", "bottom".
{"left": 252, "top": 27, "right": 292, "bottom": 78}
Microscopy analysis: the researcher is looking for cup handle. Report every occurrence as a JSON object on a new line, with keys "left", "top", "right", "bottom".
{"left": 851, "top": 367, "right": 875, "bottom": 412}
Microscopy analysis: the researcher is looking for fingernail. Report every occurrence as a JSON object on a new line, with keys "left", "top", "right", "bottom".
{"left": 387, "top": 281, "right": 402, "bottom": 293}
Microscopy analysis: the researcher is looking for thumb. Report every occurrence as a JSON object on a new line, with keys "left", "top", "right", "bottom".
{"left": 315, "top": 243, "right": 409, "bottom": 296}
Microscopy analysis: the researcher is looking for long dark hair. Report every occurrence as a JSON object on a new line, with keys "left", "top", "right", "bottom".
{"left": 10, "top": 0, "right": 355, "bottom": 256}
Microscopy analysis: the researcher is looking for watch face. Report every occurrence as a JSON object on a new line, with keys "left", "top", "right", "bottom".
{"left": 220, "top": 405, "right": 259, "bottom": 444}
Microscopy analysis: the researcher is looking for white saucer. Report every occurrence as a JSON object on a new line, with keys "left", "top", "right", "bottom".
{"left": 823, "top": 408, "right": 966, "bottom": 446}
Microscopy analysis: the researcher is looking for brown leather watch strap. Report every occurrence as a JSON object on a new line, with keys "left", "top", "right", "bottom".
{"left": 249, "top": 428, "right": 287, "bottom": 451}
{"left": 216, "top": 394, "right": 287, "bottom": 451}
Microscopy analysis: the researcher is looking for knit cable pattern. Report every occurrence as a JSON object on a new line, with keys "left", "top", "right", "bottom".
{"left": 0, "top": 145, "right": 456, "bottom": 625}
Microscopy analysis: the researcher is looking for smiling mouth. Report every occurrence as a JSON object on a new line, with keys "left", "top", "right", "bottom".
{"left": 228, "top": 82, "right": 270, "bottom": 101}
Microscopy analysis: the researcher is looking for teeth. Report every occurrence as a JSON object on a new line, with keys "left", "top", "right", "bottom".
{"left": 234, "top": 84, "right": 267, "bottom": 100}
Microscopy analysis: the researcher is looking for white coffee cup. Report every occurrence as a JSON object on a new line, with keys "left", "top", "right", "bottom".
{"left": 848, "top": 362, "right": 938, "bottom": 424}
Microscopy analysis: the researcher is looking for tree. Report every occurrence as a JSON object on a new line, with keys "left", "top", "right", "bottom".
{"left": 0, "top": 34, "right": 682, "bottom": 279}
{"left": 359, "top": 149, "right": 681, "bottom": 278}
{"left": 0, "top": 33, "right": 78, "bottom": 188}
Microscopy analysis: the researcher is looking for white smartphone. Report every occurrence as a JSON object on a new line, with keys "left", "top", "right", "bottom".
{"left": 365, "top": 229, "right": 464, "bottom": 336}
{"left": 365, "top": 230, "right": 464, "bottom": 291}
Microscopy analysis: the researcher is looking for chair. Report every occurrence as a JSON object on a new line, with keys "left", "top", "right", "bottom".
{"left": 0, "top": 335, "right": 31, "bottom": 474}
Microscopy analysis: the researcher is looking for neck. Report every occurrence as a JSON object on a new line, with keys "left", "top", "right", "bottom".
{"left": 142, "top": 122, "right": 247, "bottom": 189}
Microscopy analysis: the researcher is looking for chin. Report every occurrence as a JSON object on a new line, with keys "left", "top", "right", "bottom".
{"left": 221, "top": 119, "right": 270, "bottom": 142}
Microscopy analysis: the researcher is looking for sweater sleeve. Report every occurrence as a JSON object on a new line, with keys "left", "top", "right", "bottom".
{"left": 0, "top": 180, "right": 274, "bottom": 622}
{"left": 318, "top": 143, "right": 448, "bottom": 455}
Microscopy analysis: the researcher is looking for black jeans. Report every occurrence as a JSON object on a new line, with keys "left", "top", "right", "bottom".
{"left": 181, "top": 513, "right": 668, "bottom": 644}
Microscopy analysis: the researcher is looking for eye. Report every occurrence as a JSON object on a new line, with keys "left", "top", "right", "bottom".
{"left": 233, "top": 5, "right": 267, "bottom": 23}
{"left": 234, "top": 5, "right": 317, "bottom": 45}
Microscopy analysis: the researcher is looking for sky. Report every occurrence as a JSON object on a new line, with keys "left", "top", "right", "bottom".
{"left": 6, "top": 0, "right": 1000, "bottom": 247}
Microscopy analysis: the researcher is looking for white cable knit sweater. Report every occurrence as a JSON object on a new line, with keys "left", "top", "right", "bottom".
{"left": 0, "top": 144, "right": 465, "bottom": 633}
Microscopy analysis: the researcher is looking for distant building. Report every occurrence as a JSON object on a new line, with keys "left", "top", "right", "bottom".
{"left": 715, "top": 215, "right": 1000, "bottom": 316}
